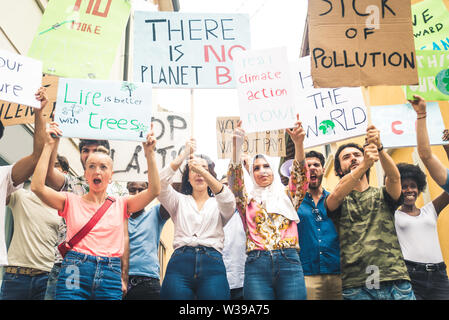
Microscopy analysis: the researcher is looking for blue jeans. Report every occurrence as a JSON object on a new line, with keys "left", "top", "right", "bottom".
{"left": 55, "top": 250, "right": 122, "bottom": 300}
{"left": 244, "top": 248, "right": 307, "bottom": 300}
{"left": 160, "top": 246, "right": 230, "bottom": 300}
{"left": 0, "top": 271, "right": 49, "bottom": 300}
{"left": 44, "top": 263, "right": 61, "bottom": 300}
{"left": 342, "top": 280, "right": 416, "bottom": 300}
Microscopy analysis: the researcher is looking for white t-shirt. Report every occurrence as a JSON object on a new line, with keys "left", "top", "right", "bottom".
{"left": 0, "top": 165, "right": 23, "bottom": 266}
{"left": 395, "top": 202, "right": 444, "bottom": 263}
{"left": 157, "top": 165, "right": 236, "bottom": 253}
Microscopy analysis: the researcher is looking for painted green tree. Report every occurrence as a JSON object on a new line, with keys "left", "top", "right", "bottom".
{"left": 121, "top": 82, "right": 137, "bottom": 97}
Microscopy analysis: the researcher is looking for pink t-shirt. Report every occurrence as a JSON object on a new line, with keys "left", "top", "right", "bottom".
{"left": 59, "top": 192, "right": 130, "bottom": 257}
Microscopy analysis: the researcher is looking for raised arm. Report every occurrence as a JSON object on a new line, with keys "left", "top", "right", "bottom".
{"left": 286, "top": 114, "right": 309, "bottom": 210}
{"left": 366, "top": 125, "right": 401, "bottom": 201}
{"left": 30, "top": 126, "right": 66, "bottom": 211}
{"left": 127, "top": 126, "right": 161, "bottom": 214}
{"left": 11, "top": 87, "right": 48, "bottom": 186}
{"left": 410, "top": 95, "right": 448, "bottom": 186}
{"left": 326, "top": 143, "right": 378, "bottom": 212}
{"left": 227, "top": 120, "right": 248, "bottom": 220}
{"left": 44, "top": 122, "right": 66, "bottom": 191}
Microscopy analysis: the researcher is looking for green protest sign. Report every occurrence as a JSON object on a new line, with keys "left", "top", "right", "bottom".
{"left": 28, "top": 0, "right": 131, "bottom": 80}
{"left": 406, "top": 50, "right": 449, "bottom": 101}
{"left": 412, "top": 0, "right": 449, "bottom": 50}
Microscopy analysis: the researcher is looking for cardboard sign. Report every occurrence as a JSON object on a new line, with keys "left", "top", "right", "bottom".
{"left": 292, "top": 56, "right": 368, "bottom": 149}
{"left": 233, "top": 47, "right": 296, "bottom": 133}
{"left": 110, "top": 112, "right": 190, "bottom": 182}
{"left": 0, "top": 49, "right": 42, "bottom": 109}
{"left": 216, "top": 116, "right": 286, "bottom": 159}
{"left": 308, "top": 0, "right": 418, "bottom": 87}
{"left": 28, "top": 0, "right": 131, "bottom": 79}
{"left": 55, "top": 78, "right": 152, "bottom": 141}
{"left": 406, "top": 50, "right": 449, "bottom": 101}
{"left": 133, "top": 11, "right": 251, "bottom": 88}
{"left": 1, "top": 74, "right": 59, "bottom": 126}
{"left": 412, "top": 0, "right": 449, "bottom": 50}
{"left": 370, "top": 102, "right": 446, "bottom": 148}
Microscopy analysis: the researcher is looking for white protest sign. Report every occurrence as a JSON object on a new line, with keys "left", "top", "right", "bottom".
{"left": 234, "top": 47, "right": 296, "bottom": 133}
{"left": 110, "top": 112, "right": 191, "bottom": 182}
{"left": 0, "top": 49, "right": 42, "bottom": 109}
{"left": 133, "top": 11, "right": 251, "bottom": 88}
{"left": 293, "top": 56, "right": 368, "bottom": 149}
{"left": 55, "top": 78, "right": 152, "bottom": 141}
{"left": 370, "top": 102, "right": 447, "bottom": 148}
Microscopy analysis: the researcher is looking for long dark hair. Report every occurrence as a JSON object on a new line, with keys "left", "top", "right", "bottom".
{"left": 180, "top": 154, "right": 217, "bottom": 197}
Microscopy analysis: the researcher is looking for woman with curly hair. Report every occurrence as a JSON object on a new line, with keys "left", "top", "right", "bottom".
{"left": 158, "top": 139, "right": 236, "bottom": 300}
{"left": 395, "top": 162, "right": 449, "bottom": 300}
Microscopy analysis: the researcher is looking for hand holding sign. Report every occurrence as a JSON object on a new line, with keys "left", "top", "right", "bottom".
{"left": 45, "top": 122, "right": 63, "bottom": 147}
{"left": 232, "top": 120, "right": 245, "bottom": 164}
{"left": 35, "top": 87, "right": 49, "bottom": 111}
{"left": 363, "top": 143, "right": 380, "bottom": 169}
{"left": 366, "top": 125, "right": 382, "bottom": 150}
{"left": 188, "top": 156, "right": 208, "bottom": 175}
{"left": 408, "top": 94, "right": 427, "bottom": 114}
{"left": 182, "top": 138, "right": 197, "bottom": 160}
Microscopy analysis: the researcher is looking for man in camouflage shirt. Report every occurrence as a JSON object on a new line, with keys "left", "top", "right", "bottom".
{"left": 43, "top": 138, "right": 129, "bottom": 300}
{"left": 325, "top": 125, "right": 415, "bottom": 300}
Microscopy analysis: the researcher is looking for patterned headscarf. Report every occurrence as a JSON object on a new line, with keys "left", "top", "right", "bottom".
{"left": 247, "top": 154, "right": 299, "bottom": 223}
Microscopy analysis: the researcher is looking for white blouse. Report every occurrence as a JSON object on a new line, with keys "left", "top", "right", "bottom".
{"left": 158, "top": 165, "right": 236, "bottom": 253}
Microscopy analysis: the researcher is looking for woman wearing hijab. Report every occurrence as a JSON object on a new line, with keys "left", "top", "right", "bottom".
{"left": 227, "top": 115, "right": 309, "bottom": 300}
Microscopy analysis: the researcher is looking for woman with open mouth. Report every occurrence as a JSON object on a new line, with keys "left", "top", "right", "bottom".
{"left": 30, "top": 124, "right": 160, "bottom": 300}
{"left": 395, "top": 162, "right": 449, "bottom": 300}
{"left": 158, "top": 138, "right": 236, "bottom": 300}
{"left": 227, "top": 114, "right": 309, "bottom": 300}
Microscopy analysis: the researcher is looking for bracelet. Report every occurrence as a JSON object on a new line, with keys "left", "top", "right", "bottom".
{"left": 417, "top": 115, "right": 427, "bottom": 120}
{"left": 377, "top": 144, "right": 384, "bottom": 152}
{"left": 417, "top": 112, "right": 427, "bottom": 115}
{"left": 215, "top": 185, "right": 225, "bottom": 195}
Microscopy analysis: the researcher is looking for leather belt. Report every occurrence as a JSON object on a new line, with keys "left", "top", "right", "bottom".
{"left": 5, "top": 266, "right": 48, "bottom": 276}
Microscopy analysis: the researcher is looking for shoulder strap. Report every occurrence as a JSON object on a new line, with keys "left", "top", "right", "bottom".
{"left": 67, "top": 196, "right": 116, "bottom": 249}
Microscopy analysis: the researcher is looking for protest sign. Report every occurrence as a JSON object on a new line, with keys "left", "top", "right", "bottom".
{"left": 133, "top": 11, "right": 250, "bottom": 88}
{"left": 0, "top": 49, "right": 42, "bottom": 109}
{"left": 412, "top": 0, "right": 449, "bottom": 50}
{"left": 110, "top": 112, "right": 190, "bottom": 182}
{"left": 292, "top": 56, "right": 368, "bottom": 149}
{"left": 370, "top": 102, "right": 446, "bottom": 148}
{"left": 216, "top": 116, "right": 286, "bottom": 159}
{"left": 233, "top": 47, "right": 296, "bottom": 133}
{"left": 55, "top": 78, "right": 152, "bottom": 141}
{"left": 406, "top": 50, "right": 449, "bottom": 101}
{"left": 308, "top": 0, "right": 418, "bottom": 87}
{"left": 1, "top": 74, "right": 58, "bottom": 126}
{"left": 28, "top": 0, "right": 131, "bottom": 79}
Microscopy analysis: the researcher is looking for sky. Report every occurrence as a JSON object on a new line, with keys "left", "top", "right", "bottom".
{"left": 133, "top": 0, "right": 308, "bottom": 176}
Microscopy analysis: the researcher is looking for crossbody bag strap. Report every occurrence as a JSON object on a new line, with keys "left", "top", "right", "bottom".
{"left": 66, "top": 196, "right": 116, "bottom": 249}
